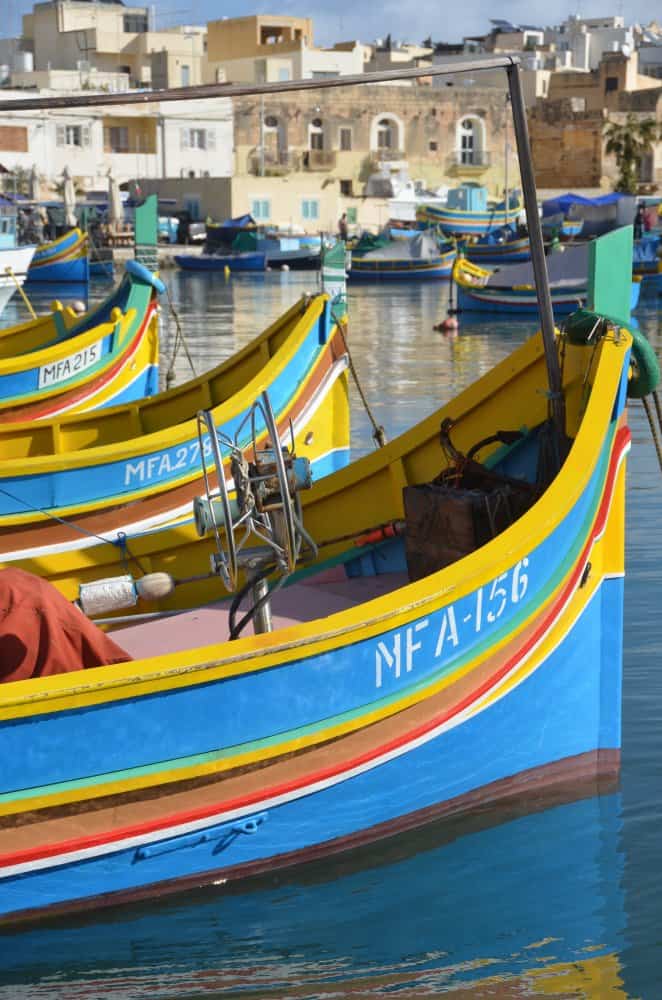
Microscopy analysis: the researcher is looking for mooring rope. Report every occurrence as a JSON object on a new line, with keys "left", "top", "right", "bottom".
{"left": 332, "top": 308, "right": 386, "bottom": 448}
{"left": 164, "top": 281, "right": 197, "bottom": 388}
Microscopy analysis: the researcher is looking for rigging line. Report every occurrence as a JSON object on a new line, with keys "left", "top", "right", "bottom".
{"left": 0, "top": 482, "right": 141, "bottom": 553}
{"left": 164, "top": 281, "right": 197, "bottom": 387}
{"left": 331, "top": 306, "right": 386, "bottom": 448}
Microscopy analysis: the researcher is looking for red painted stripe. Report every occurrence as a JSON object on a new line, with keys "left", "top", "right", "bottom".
{"left": 0, "top": 424, "right": 630, "bottom": 870}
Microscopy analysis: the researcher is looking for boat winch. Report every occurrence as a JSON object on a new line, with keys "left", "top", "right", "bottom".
{"left": 192, "top": 390, "right": 317, "bottom": 635}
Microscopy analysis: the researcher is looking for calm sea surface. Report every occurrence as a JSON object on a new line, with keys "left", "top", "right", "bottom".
{"left": 1, "top": 270, "right": 662, "bottom": 998}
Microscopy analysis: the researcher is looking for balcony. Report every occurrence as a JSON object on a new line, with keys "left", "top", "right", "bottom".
{"left": 446, "top": 150, "right": 492, "bottom": 175}
{"left": 248, "top": 149, "right": 301, "bottom": 176}
{"left": 371, "top": 148, "right": 406, "bottom": 162}
{"left": 302, "top": 149, "right": 337, "bottom": 171}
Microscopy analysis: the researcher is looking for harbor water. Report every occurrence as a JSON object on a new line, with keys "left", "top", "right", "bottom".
{"left": 1, "top": 271, "right": 662, "bottom": 998}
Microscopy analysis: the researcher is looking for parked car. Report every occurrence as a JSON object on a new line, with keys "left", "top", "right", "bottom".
{"left": 176, "top": 212, "right": 206, "bottom": 245}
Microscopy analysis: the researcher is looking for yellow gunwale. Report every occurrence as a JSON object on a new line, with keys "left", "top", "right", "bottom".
{"left": 0, "top": 325, "right": 630, "bottom": 720}
{"left": 0, "top": 295, "right": 327, "bottom": 479}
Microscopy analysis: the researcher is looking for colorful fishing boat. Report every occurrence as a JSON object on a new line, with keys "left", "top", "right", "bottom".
{"left": 453, "top": 242, "right": 641, "bottom": 316}
{"left": 0, "top": 245, "right": 36, "bottom": 316}
{"left": 175, "top": 251, "right": 266, "bottom": 273}
{"left": 541, "top": 214, "right": 584, "bottom": 240}
{"left": 0, "top": 220, "right": 646, "bottom": 923}
{"left": 26, "top": 227, "right": 90, "bottom": 284}
{"left": 349, "top": 231, "right": 455, "bottom": 281}
{"left": 0, "top": 197, "right": 36, "bottom": 316}
{"left": 453, "top": 250, "right": 587, "bottom": 315}
{"left": 417, "top": 185, "right": 522, "bottom": 237}
{"left": 0, "top": 259, "right": 160, "bottom": 420}
{"left": 464, "top": 225, "right": 531, "bottom": 264}
{"left": 0, "top": 291, "right": 349, "bottom": 526}
{"left": 542, "top": 193, "right": 636, "bottom": 239}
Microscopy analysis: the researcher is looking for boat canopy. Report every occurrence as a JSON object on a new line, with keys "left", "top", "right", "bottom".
{"left": 354, "top": 230, "right": 442, "bottom": 262}
{"left": 542, "top": 192, "right": 626, "bottom": 216}
{"left": 490, "top": 242, "right": 589, "bottom": 289}
{"left": 542, "top": 192, "right": 637, "bottom": 236}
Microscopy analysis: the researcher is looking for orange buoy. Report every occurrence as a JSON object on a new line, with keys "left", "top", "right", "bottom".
{"left": 434, "top": 316, "right": 459, "bottom": 332}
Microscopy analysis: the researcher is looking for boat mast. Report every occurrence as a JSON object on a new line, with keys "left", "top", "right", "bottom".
{"left": 0, "top": 56, "right": 564, "bottom": 443}
{"left": 506, "top": 60, "right": 565, "bottom": 442}
{"left": 503, "top": 95, "right": 509, "bottom": 227}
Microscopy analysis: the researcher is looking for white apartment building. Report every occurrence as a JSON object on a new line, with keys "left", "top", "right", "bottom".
{"left": 545, "top": 16, "right": 635, "bottom": 72}
{"left": 18, "top": 0, "right": 206, "bottom": 89}
{"left": 0, "top": 93, "right": 233, "bottom": 192}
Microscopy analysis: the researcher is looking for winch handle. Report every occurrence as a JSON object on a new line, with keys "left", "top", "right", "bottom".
{"left": 197, "top": 409, "right": 239, "bottom": 591}
{"left": 258, "top": 390, "right": 299, "bottom": 574}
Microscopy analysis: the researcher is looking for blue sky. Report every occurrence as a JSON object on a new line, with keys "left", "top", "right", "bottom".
{"left": 2, "top": 2, "right": 656, "bottom": 47}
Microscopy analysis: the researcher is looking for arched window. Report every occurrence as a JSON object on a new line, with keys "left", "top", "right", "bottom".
{"left": 369, "top": 113, "right": 404, "bottom": 154}
{"left": 377, "top": 118, "right": 394, "bottom": 149}
{"left": 263, "top": 114, "right": 286, "bottom": 162}
{"left": 457, "top": 116, "right": 485, "bottom": 166}
{"left": 309, "top": 117, "right": 324, "bottom": 151}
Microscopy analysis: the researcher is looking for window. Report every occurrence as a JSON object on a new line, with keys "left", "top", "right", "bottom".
{"left": 108, "top": 126, "right": 129, "bottom": 152}
{"left": 339, "top": 127, "right": 352, "bottom": 151}
{"left": 377, "top": 118, "right": 393, "bottom": 149}
{"left": 301, "top": 199, "right": 319, "bottom": 221}
{"left": 370, "top": 114, "right": 402, "bottom": 154}
{"left": 251, "top": 199, "right": 270, "bottom": 221}
{"left": 278, "top": 67, "right": 291, "bottom": 81}
{"left": 346, "top": 206, "right": 357, "bottom": 224}
{"left": 340, "top": 179, "right": 353, "bottom": 196}
{"left": 123, "top": 13, "right": 148, "bottom": 32}
{"left": 459, "top": 118, "right": 476, "bottom": 164}
{"left": 56, "top": 124, "right": 90, "bottom": 148}
{"left": 605, "top": 76, "right": 618, "bottom": 93}
{"left": 184, "top": 196, "right": 201, "bottom": 220}
{"left": 181, "top": 128, "right": 215, "bottom": 150}
{"left": 309, "top": 117, "right": 323, "bottom": 151}
{"left": 429, "top": 140, "right": 438, "bottom": 152}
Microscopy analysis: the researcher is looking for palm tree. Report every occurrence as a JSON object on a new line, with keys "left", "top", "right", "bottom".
{"left": 604, "top": 115, "right": 659, "bottom": 194}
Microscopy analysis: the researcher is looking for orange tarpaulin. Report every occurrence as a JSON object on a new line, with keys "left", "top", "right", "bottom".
{"left": 0, "top": 569, "right": 131, "bottom": 683}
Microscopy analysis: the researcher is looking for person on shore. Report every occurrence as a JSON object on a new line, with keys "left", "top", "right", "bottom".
{"left": 338, "top": 213, "right": 348, "bottom": 241}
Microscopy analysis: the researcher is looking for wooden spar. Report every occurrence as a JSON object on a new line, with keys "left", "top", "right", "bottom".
{"left": 0, "top": 54, "right": 563, "bottom": 445}
{"left": 506, "top": 60, "right": 565, "bottom": 445}
{"left": 0, "top": 57, "right": 519, "bottom": 113}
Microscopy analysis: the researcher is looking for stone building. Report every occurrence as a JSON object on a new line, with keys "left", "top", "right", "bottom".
{"left": 530, "top": 49, "right": 662, "bottom": 191}
{"left": 232, "top": 82, "right": 519, "bottom": 214}
{"left": 528, "top": 100, "right": 604, "bottom": 189}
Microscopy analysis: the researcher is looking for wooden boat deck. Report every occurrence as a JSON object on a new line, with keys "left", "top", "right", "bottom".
{"left": 115, "top": 568, "right": 409, "bottom": 658}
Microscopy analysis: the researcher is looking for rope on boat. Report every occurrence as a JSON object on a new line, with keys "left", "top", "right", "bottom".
{"left": 642, "top": 395, "right": 662, "bottom": 472}
{"left": 4, "top": 266, "right": 36, "bottom": 319}
{"left": 85, "top": 227, "right": 114, "bottom": 279}
{"left": 332, "top": 307, "right": 387, "bottom": 448}
{"left": 0, "top": 482, "right": 148, "bottom": 573}
{"left": 164, "top": 282, "right": 197, "bottom": 388}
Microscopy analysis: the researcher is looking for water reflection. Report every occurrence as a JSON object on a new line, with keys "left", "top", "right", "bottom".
{"left": 1, "top": 274, "right": 660, "bottom": 997}
{"left": 0, "top": 783, "right": 626, "bottom": 999}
